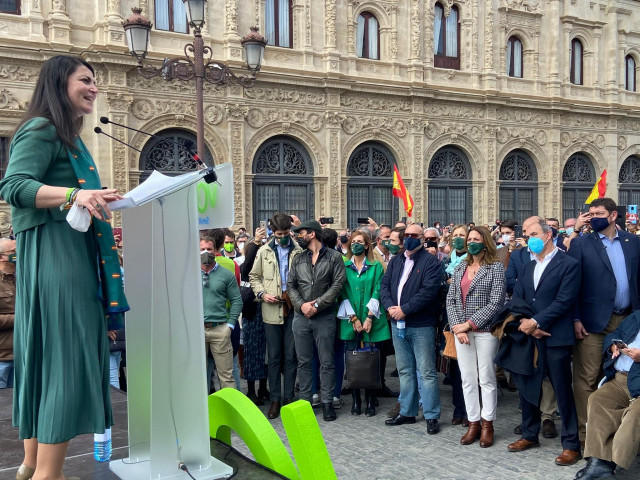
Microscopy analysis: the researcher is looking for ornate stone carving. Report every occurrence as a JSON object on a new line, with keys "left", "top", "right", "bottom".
{"left": 496, "top": 127, "right": 547, "bottom": 145}
{"left": 107, "top": 0, "right": 121, "bottom": 15}
{"left": 131, "top": 99, "right": 155, "bottom": 120}
{"left": 225, "top": 0, "right": 239, "bottom": 33}
{"left": 246, "top": 108, "right": 324, "bottom": 132}
{"left": 617, "top": 119, "right": 640, "bottom": 132}
{"left": 560, "top": 114, "right": 608, "bottom": 129}
{"left": 329, "top": 129, "right": 340, "bottom": 217}
{"left": 485, "top": 0, "right": 494, "bottom": 71}
{"left": 426, "top": 122, "right": 483, "bottom": 142}
{"left": 0, "top": 89, "right": 26, "bottom": 110}
{"left": 52, "top": 0, "right": 67, "bottom": 13}
{"left": 618, "top": 136, "right": 627, "bottom": 151}
{"left": 341, "top": 94, "right": 412, "bottom": 112}
{"left": 424, "top": 102, "right": 485, "bottom": 119}
{"left": 0, "top": 65, "right": 40, "bottom": 82}
{"left": 204, "top": 105, "right": 224, "bottom": 125}
{"left": 560, "top": 131, "right": 606, "bottom": 149}
{"left": 231, "top": 123, "right": 243, "bottom": 224}
{"left": 496, "top": 108, "right": 550, "bottom": 124}
{"left": 410, "top": 0, "right": 421, "bottom": 59}
{"left": 340, "top": 115, "right": 408, "bottom": 138}
{"left": 245, "top": 87, "right": 326, "bottom": 105}
{"left": 501, "top": 0, "right": 541, "bottom": 13}
{"left": 226, "top": 104, "right": 248, "bottom": 121}
{"left": 325, "top": 0, "right": 337, "bottom": 48}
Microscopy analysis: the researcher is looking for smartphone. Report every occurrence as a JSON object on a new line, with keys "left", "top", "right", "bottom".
{"left": 357, "top": 217, "right": 370, "bottom": 224}
{"left": 514, "top": 225, "right": 523, "bottom": 238}
{"left": 319, "top": 217, "right": 334, "bottom": 224}
{"left": 612, "top": 339, "right": 628, "bottom": 350}
{"left": 259, "top": 220, "right": 267, "bottom": 230}
{"left": 401, "top": 216, "right": 407, "bottom": 224}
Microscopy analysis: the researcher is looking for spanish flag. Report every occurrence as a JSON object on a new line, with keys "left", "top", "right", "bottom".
{"left": 585, "top": 169, "right": 607, "bottom": 205}
{"left": 392, "top": 164, "right": 414, "bottom": 217}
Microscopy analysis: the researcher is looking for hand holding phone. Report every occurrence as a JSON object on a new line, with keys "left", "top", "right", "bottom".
{"left": 613, "top": 339, "right": 628, "bottom": 350}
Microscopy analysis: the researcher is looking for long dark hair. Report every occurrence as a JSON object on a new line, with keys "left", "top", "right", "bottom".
{"left": 14, "top": 55, "right": 95, "bottom": 150}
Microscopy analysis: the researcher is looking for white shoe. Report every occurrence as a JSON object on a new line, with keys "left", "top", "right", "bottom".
{"left": 312, "top": 393, "right": 321, "bottom": 407}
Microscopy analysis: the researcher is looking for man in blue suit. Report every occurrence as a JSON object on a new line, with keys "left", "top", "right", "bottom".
{"left": 568, "top": 197, "right": 640, "bottom": 445}
{"left": 545, "top": 217, "right": 567, "bottom": 252}
{"left": 507, "top": 219, "right": 582, "bottom": 467}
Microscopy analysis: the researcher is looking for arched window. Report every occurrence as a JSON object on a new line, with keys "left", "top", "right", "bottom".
{"left": 434, "top": 3, "right": 460, "bottom": 70}
{"left": 428, "top": 146, "right": 472, "bottom": 225}
{"left": 347, "top": 142, "right": 396, "bottom": 229}
{"left": 570, "top": 38, "right": 583, "bottom": 85}
{"left": 252, "top": 136, "right": 314, "bottom": 227}
{"left": 619, "top": 156, "right": 640, "bottom": 206}
{"left": 155, "top": 0, "right": 188, "bottom": 33}
{"left": 265, "top": 0, "right": 292, "bottom": 48}
{"left": 507, "top": 36, "right": 523, "bottom": 78}
{"left": 139, "top": 129, "right": 212, "bottom": 182}
{"left": 356, "top": 12, "right": 380, "bottom": 60}
{"left": 499, "top": 150, "right": 538, "bottom": 222}
{"left": 562, "top": 153, "right": 596, "bottom": 220}
{"left": 0, "top": 1, "right": 20, "bottom": 14}
{"left": 626, "top": 55, "right": 636, "bottom": 92}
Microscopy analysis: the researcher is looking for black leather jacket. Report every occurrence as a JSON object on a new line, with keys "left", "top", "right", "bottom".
{"left": 286, "top": 246, "right": 345, "bottom": 316}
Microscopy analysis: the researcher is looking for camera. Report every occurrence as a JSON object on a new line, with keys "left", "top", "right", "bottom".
{"left": 357, "top": 217, "right": 370, "bottom": 225}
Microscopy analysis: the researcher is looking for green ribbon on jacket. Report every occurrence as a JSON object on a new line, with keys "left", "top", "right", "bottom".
{"left": 66, "top": 137, "right": 129, "bottom": 330}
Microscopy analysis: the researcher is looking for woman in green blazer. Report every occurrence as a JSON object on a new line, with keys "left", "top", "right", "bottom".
{"left": 0, "top": 56, "right": 126, "bottom": 480}
{"left": 338, "top": 230, "right": 390, "bottom": 417}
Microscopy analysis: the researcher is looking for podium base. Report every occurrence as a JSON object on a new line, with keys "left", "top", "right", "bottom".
{"left": 109, "top": 456, "right": 234, "bottom": 480}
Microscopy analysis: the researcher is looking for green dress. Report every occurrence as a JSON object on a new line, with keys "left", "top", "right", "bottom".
{"left": 0, "top": 118, "right": 112, "bottom": 443}
{"left": 339, "top": 257, "right": 390, "bottom": 344}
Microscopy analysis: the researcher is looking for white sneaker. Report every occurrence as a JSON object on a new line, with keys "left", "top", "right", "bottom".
{"left": 332, "top": 396, "right": 344, "bottom": 409}
{"left": 312, "top": 393, "right": 321, "bottom": 407}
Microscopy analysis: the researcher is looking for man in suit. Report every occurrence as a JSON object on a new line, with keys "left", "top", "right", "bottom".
{"left": 505, "top": 216, "right": 560, "bottom": 439}
{"left": 568, "top": 197, "right": 640, "bottom": 445}
{"left": 546, "top": 217, "right": 567, "bottom": 252}
{"left": 507, "top": 219, "right": 582, "bottom": 467}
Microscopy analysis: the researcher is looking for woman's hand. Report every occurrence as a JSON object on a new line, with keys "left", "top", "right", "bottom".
{"left": 451, "top": 322, "right": 471, "bottom": 334}
{"left": 363, "top": 317, "right": 372, "bottom": 333}
{"left": 456, "top": 332, "right": 470, "bottom": 345}
{"left": 352, "top": 318, "right": 363, "bottom": 333}
{"left": 75, "top": 188, "right": 122, "bottom": 221}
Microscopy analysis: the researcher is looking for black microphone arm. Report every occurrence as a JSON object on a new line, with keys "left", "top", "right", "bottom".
{"left": 100, "top": 116, "right": 209, "bottom": 169}
{"left": 94, "top": 127, "right": 143, "bottom": 153}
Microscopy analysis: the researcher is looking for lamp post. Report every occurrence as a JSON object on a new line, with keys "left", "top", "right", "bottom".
{"left": 123, "top": 1, "right": 266, "bottom": 165}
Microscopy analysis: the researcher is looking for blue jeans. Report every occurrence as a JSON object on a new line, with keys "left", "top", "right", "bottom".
{"left": 0, "top": 360, "right": 13, "bottom": 388}
{"left": 109, "top": 352, "right": 121, "bottom": 389}
{"left": 392, "top": 324, "right": 441, "bottom": 419}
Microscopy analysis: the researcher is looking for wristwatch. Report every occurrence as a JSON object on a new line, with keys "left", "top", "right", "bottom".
{"left": 313, "top": 301, "right": 319, "bottom": 308}
{"left": 366, "top": 314, "right": 375, "bottom": 321}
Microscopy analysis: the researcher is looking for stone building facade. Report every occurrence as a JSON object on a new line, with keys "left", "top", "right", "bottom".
{"left": 0, "top": 0, "right": 639, "bottom": 230}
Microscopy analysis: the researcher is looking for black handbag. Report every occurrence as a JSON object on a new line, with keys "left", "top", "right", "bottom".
{"left": 240, "top": 285, "right": 257, "bottom": 319}
{"left": 345, "top": 335, "right": 382, "bottom": 390}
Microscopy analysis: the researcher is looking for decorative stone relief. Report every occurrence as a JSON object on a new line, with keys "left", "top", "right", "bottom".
{"left": 231, "top": 123, "right": 243, "bottom": 224}
{"left": 329, "top": 129, "right": 340, "bottom": 216}
{"left": 204, "top": 105, "right": 225, "bottom": 125}
{"left": 245, "top": 87, "right": 327, "bottom": 105}
{"left": 552, "top": 143, "right": 560, "bottom": 212}
{"left": 341, "top": 94, "right": 411, "bottom": 112}
{"left": 131, "top": 99, "right": 155, "bottom": 120}
{"left": 226, "top": 104, "right": 248, "bottom": 121}
{"left": 410, "top": 0, "right": 421, "bottom": 59}
{"left": 496, "top": 108, "right": 550, "bottom": 124}
{"left": 0, "top": 89, "right": 26, "bottom": 110}
{"left": 107, "top": 0, "right": 121, "bottom": 15}
{"left": 52, "top": 0, "right": 67, "bottom": 13}
{"left": 246, "top": 108, "right": 324, "bottom": 132}
{"left": 225, "top": 0, "right": 239, "bottom": 33}
{"left": 617, "top": 119, "right": 640, "bottom": 132}
{"left": 426, "top": 122, "right": 483, "bottom": 142}
{"left": 501, "top": 0, "right": 541, "bottom": 12}
{"left": 560, "top": 115, "right": 608, "bottom": 129}
{"left": 618, "top": 136, "right": 627, "bottom": 151}
{"left": 325, "top": 0, "right": 337, "bottom": 49}
{"left": 340, "top": 115, "right": 408, "bottom": 137}
{"left": 0, "top": 65, "right": 40, "bottom": 82}
{"left": 484, "top": 0, "right": 494, "bottom": 71}
{"left": 424, "top": 102, "right": 484, "bottom": 119}
{"left": 560, "top": 131, "right": 606, "bottom": 149}
{"left": 412, "top": 134, "right": 424, "bottom": 219}
{"left": 110, "top": 113, "right": 128, "bottom": 226}
{"left": 496, "top": 127, "right": 547, "bottom": 145}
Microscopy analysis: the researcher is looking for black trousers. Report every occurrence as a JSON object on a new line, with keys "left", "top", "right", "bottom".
{"left": 520, "top": 345, "right": 580, "bottom": 451}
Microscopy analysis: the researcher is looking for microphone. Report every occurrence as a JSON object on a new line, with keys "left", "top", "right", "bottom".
{"left": 94, "top": 127, "right": 143, "bottom": 153}
{"left": 100, "top": 116, "right": 208, "bottom": 169}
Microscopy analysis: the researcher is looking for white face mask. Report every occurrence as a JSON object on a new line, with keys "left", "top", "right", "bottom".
{"left": 501, "top": 234, "right": 512, "bottom": 244}
{"left": 261, "top": 238, "right": 267, "bottom": 244}
{"left": 237, "top": 242, "right": 245, "bottom": 251}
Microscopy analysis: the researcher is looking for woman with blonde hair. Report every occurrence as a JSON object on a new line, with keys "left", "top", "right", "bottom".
{"left": 446, "top": 226, "right": 506, "bottom": 448}
{"left": 338, "top": 231, "right": 389, "bottom": 416}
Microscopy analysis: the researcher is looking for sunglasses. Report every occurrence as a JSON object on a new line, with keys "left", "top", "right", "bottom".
{"left": 424, "top": 237, "right": 438, "bottom": 241}
{"left": 202, "top": 272, "right": 209, "bottom": 288}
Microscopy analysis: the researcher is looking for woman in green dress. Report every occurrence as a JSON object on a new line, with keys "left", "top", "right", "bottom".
{"left": 0, "top": 55, "right": 127, "bottom": 480}
{"left": 338, "top": 231, "right": 390, "bottom": 417}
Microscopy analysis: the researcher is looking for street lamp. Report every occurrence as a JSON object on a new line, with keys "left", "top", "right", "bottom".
{"left": 123, "top": 1, "right": 266, "bottom": 165}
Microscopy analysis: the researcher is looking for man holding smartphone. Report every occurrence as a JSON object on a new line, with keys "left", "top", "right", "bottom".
{"left": 575, "top": 311, "right": 640, "bottom": 480}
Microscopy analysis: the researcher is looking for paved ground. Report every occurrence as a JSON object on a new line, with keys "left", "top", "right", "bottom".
{"left": 232, "top": 357, "right": 640, "bottom": 480}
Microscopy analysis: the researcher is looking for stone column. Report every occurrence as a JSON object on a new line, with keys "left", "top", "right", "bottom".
{"left": 408, "top": 0, "right": 423, "bottom": 82}
{"left": 323, "top": 0, "right": 340, "bottom": 75}
{"left": 410, "top": 115, "right": 425, "bottom": 221}
{"left": 547, "top": 0, "right": 562, "bottom": 97}
{"left": 48, "top": 0, "right": 72, "bottom": 46}
{"left": 223, "top": 0, "right": 243, "bottom": 61}
{"left": 483, "top": 0, "right": 497, "bottom": 90}
{"left": 28, "top": 0, "right": 46, "bottom": 42}
{"left": 105, "top": 0, "right": 126, "bottom": 47}
{"left": 226, "top": 104, "right": 248, "bottom": 228}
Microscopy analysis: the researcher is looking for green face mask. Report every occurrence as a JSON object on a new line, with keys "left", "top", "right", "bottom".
{"left": 452, "top": 237, "right": 465, "bottom": 251}
{"left": 350, "top": 243, "right": 366, "bottom": 256}
{"left": 223, "top": 242, "right": 235, "bottom": 253}
{"left": 277, "top": 235, "right": 291, "bottom": 247}
{"left": 381, "top": 239, "right": 391, "bottom": 249}
{"left": 466, "top": 242, "right": 485, "bottom": 255}
{"left": 387, "top": 243, "right": 401, "bottom": 255}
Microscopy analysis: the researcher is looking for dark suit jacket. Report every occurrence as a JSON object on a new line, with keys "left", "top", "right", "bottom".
{"left": 505, "top": 247, "right": 530, "bottom": 295}
{"left": 554, "top": 236, "right": 567, "bottom": 252}
{"left": 512, "top": 250, "right": 581, "bottom": 347}
{"left": 380, "top": 248, "right": 442, "bottom": 328}
{"left": 603, "top": 311, "right": 640, "bottom": 398}
{"left": 568, "top": 231, "right": 640, "bottom": 333}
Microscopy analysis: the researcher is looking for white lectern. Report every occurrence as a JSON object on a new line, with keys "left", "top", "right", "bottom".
{"left": 110, "top": 171, "right": 233, "bottom": 479}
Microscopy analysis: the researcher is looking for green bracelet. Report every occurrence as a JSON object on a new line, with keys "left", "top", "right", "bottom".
{"left": 65, "top": 187, "right": 75, "bottom": 203}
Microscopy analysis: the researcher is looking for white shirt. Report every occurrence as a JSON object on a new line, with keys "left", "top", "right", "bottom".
{"left": 533, "top": 247, "right": 559, "bottom": 290}
{"left": 397, "top": 250, "right": 415, "bottom": 304}
{"left": 615, "top": 330, "right": 640, "bottom": 373}
{"left": 375, "top": 246, "right": 390, "bottom": 264}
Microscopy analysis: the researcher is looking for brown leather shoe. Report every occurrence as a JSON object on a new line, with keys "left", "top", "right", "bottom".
{"left": 267, "top": 401, "right": 281, "bottom": 419}
{"left": 555, "top": 449, "right": 582, "bottom": 466}
{"left": 479, "top": 419, "right": 494, "bottom": 448}
{"left": 462, "top": 418, "right": 470, "bottom": 427}
{"left": 283, "top": 398, "right": 294, "bottom": 406}
{"left": 460, "top": 421, "right": 481, "bottom": 445}
{"left": 507, "top": 438, "right": 540, "bottom": 452}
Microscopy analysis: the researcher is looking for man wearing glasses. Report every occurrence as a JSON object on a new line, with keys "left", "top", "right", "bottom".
{"left": 287, "top": 220, "right": 346, "bottom": 421}
{"left": 201, "top": 238, "right": 242, "bottom": 391}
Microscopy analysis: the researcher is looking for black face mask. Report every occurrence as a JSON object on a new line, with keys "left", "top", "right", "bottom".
{"left": 339, "top": 235, "right": 349, "bottom": 244}
{"left": 297, "top": 236, "right": 309, "bottom": 249}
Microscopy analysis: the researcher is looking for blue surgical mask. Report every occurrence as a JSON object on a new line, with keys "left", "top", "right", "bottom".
{"left": 403, "top": 236, "right": 422, "bottom": 252}
{"left": 566, "top": 227, "right": 574, "bottom": 235}
{"left": 527, "top": 236, "right": 545, "bottom": 254}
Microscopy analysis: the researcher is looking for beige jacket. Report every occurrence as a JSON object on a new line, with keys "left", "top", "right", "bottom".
{"left": 249, "top": 239, "right": 302, "bottom": 325}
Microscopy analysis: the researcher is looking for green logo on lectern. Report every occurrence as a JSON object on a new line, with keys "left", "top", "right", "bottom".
{"left": 197, "top": 181, "right": 219, "bottom": 213}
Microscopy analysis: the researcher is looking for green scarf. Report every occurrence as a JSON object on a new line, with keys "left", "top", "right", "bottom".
{"left": 67, "top": 137, "right": 129, "bottom": 330}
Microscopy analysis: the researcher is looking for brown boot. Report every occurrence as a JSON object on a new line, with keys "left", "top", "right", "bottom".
{"left": 460, "top": 421, "right": 481, "bottom": 445}
{"left": 479, "top": 419, "right": 494, "bottom": 448}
